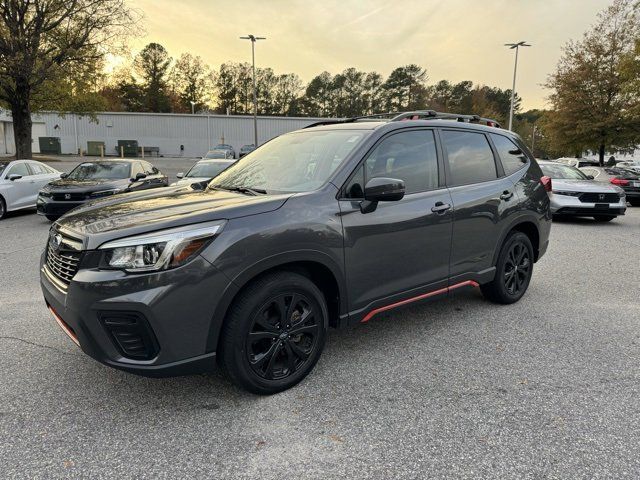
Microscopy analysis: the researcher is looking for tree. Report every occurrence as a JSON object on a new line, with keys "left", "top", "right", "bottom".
{"left": 383, "top": 64, "right": 428, "bottom": 111}
{"left": 135, "top": 43, "right": 172, "bottom": 112}
{"left": 544, "top": 0, "right": 640, "bottom": 163}
{"left": 170, "top": 53, "right": 211, "bottom": 113}
{"left": 0, "top": 0, "right": 135, "bottom": 158}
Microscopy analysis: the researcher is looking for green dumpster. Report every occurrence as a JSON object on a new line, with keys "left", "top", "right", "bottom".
{"left": 38, "top": 137, "right": 61, "bottom": 155}
{"left": 117, "top": 140, "right": 138, "bottom": 157}
{"left": 87, "top": 141, "right": 106, "bottom": 156}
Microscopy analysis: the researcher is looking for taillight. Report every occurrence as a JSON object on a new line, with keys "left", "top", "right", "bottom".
{"left": 540, "top": 175, "right": 552, "bottom": 192}
{"left": 610, "top": 177, "right": 629, "bottom": 186}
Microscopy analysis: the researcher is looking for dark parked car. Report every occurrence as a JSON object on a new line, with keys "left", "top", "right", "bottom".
{"left": 37, "top": 160, "right": 168, "bottom": 221}
{"left": 40, "top": 111, "right": 551, "bottom": 394}
{"left": 579, "top": 166, "right": 640, "bottom": 206}
{"left": 239, "top": 144, "right": 256, "bottom": 158}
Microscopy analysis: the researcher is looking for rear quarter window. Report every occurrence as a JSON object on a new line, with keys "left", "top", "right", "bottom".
{"left": 490, "top": 134, "right": 528, "bottom": 175}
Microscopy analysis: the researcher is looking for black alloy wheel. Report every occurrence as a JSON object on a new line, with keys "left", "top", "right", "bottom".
{"left": 481, "top": 231, "right": 534, "bottom": 304}
{"left": 246, "top": 293, "right": 320, "bottom": 380}
{"left": 503, "top": 241, "right": 531, "bottom": 296}
{"left": 219, "top": 271, "right": 327, "bottom": 394}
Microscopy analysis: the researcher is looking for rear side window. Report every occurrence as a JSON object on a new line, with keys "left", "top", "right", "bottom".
{"left": 346, "top": 130, "right": 439, "bottom": 198}
{"left": 491, "top": 134, "right": 528, "bottom": 175}
{"left": 442, "top": 130, "right": 497, "bottom": 186}
{"left": 30, "top": 163, "right": 50, "bottom": 175}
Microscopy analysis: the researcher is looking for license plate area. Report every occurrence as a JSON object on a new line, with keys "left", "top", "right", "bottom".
{"left": 594, "top": 203, "right": 609, "bottom": 209}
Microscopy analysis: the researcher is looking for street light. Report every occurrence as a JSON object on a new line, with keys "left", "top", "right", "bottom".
{"left": 504, "top": 41, "right": 531, "bottom": 131}
{"left": 190, "top": 100, "right": 196, "bottom": 115}
{"left": 240, "top": 34, "right": 266, "bottom": 147}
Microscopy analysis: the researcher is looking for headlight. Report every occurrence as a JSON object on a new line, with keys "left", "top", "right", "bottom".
{"left": 98, "top": 221, "right": 225, "bottom": 272}
{"left": 39, "top": 190, "right": 51, "bottom": 198}
{"left": 88, "top": 189, "right": 120, "bottom": 199}
{"left": 553, "top": 191, "right": 581, "bottom": 196}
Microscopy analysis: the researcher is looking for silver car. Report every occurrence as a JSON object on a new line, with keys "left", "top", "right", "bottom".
{"left": 0, "top": 160, "right": 61, "bottom": 220}
{"left": 539, "top": 161, "right": 626, "bottom": 222}
{"left": 172, "top": 159, "right": 235, "bottom": 186}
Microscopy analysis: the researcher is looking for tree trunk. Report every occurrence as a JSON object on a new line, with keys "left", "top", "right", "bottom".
{"left": 598, "top": 144, "right": 605, "bottom": 166}
{"left": 11, "top": 79, "right": 33, "bottom": 159}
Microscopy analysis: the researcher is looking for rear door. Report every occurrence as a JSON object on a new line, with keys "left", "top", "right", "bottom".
{"left": 339, "top": 128, "right": 453, "bottom": 317}
{"left": 440, "top": 128, "right": 518, "bottom": 282}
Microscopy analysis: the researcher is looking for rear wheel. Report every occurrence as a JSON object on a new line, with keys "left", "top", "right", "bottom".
{"left": 218, "top": 271, "right": 327, "bottom": 394}
{"left": 45, "top": 214, "right": 59, "bottom": 222}
{"left": 593, "top": 215, "right": 616, "bottom": 222}
{"left": 0, "top": 196, "right": 5, "bottom": 220}
{"left": 481, "top": 231, "right": 534, "bottom": 304}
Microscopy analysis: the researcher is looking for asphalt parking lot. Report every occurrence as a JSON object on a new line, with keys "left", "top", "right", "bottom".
{"left": 1, "top": 163, "right": 639, "bottom": 478}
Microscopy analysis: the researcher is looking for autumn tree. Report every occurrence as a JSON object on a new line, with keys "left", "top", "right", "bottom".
{"left": 0, "top": 0, "right": 135, "bottom": 158}
{"left": 544, "top": 0, "right": 640, "bottom": 163}
{"left": 135, "top": 43, "right": 172, "bottom": 112}
{"left": 170, "top": 53, "right": 211, "bottom": 113}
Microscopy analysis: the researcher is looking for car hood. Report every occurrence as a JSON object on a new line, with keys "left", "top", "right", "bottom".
{"left": 56, "top": 187, "right": 292, "bottom": 248}
{"left": 551, "top": 179, "right": 620, "bottom": 193}
{"left": 44, "top": 178, "right": 130, "bottom": 193}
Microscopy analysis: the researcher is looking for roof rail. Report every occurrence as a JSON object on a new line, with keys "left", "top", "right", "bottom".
{"left": 390, "top": 110, "right": 501, "bottom": 128}
{"left": 303, "top": 110, "right": 501, "bottom": 129}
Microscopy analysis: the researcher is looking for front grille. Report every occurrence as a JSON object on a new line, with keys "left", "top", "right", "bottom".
{"left": 45, "top": 232, "right": 83, "bottom": 288}
{"left": 98, "top": 311, "right": 159, "bottom": 360}
{"left": 52, "top": 192, "right": 86, "bottom": 201}
{"left": 579, "top": 192, "right": 619, "bottom": 203}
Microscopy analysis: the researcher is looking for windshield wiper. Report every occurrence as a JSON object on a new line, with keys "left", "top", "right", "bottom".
{"left": 212, "top": 185, "right": 267, "bottom": 196}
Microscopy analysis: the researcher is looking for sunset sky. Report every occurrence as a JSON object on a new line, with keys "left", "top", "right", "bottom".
{"left": 126, "top": 0, "right": 612, "bottom": 110}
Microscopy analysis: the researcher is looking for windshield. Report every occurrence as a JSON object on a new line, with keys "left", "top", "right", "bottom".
{"left": 540, "top": 163, "right": 588, "bottom": 180}
{"left": 0, "top": 162, "right": 7, "bottom": 177}
{"left": 67, "top": 162, "right": 131, "bottom": 181}
{"left": 205, "top": 151, "right": 229, "bottom": 159}
{"left": 186, "top": 162, "right": 231, "bottom": 178}
{"left": 210, "top": 130, "right": 366, "bottom": 193}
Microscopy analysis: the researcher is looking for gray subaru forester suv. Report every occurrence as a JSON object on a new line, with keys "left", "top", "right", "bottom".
{"left": 40, "top": 111, "right": 551, "bottom": 394}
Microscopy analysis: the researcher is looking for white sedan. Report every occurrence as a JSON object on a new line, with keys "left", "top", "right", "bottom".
{"left": 0, "top": 159, "right": 61, "bottom": 220}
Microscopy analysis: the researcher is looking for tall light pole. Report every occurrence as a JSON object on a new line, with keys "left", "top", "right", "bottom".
{"left": 505, "top": 41, "right": 531, "bottom": 131}
{"left": 240, "top": 34, "right": 266, "bottom": 147}
{"left": 190, "top": 100, "right": 196, "bottom": 115}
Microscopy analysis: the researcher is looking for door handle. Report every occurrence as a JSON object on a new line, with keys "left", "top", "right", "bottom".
{"left": 431, "top": 202, "right": 451, "bottom": 213}
{"left": 500, "top": 190, "right": 514, "bottom": 201}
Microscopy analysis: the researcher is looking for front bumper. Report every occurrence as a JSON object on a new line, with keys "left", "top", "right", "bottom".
{"left": 549, "top": 193, "right": 626, "bottom": 216}
{"left": 40, "top": 253, "right": 231, "bottom": 377}
{"left": 36, "top": 196, "right": 85, "bottom": 218}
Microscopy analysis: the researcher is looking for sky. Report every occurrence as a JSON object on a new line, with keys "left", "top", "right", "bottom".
{"left": 125, "top": 0, "right": 613, "bottom": 110}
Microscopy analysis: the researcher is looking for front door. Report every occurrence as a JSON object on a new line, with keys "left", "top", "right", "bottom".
{"left": 338, "top": 129, "right": 453, "bottom": 319}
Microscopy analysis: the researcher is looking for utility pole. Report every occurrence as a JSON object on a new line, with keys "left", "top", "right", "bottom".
{"left": 505, "top": 41, "right": 531, "bottom": 131}
{"left": 240, "top": 34, "right": 266, "bottom": 147}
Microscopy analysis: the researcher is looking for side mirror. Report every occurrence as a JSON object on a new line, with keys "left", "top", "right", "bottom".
{"left": 176, "top": 172, "right": 184, "bottom": 179}
{"left": 60, "top": 172, "right": 69, "bottom": 179}
{"left": 130, "top": 172, "right": 147, "bottom": 182}
{"left": 586, "top": 175, "right": 594, "bottom": 180}
{"left": 8, "top": 174, "right": 22, "bottom": 181}
{"left": 361, "top": 177, "right": 405, "bottom": 213}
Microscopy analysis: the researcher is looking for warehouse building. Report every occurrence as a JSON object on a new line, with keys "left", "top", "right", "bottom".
{"left": 0, "top": 111, "right": 331, "bottom": 158}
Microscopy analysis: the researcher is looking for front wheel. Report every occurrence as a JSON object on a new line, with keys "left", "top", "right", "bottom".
{"left": 481, "top": 231, "right": 534, "bottom": 304}
{"left": 218, "top": 271, "right": 328, "bottom": 394}
{"left": 0, "top": 196, "right": 6, "bottom": 220}
{"left": 45, "top": 214, "right": 59, "bottom": 222}
{"left": 629, "top": 198, "right": 640, "bottom": 207}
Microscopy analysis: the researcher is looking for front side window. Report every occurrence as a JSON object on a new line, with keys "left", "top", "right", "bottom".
{"left": 442, "top": 130, "right": 497, "bottom": 186}
{"left": 7, "top": 162, "right": 31, "bottom": 177}
{"left": 539, "top": 163, "right": 588, "bottom": 180}
{"left": 67, "top": 162, "right": 132, "bottom": 181}
{"left": 491, "top": 134, "right": 528, "bottom": 175}
{"left": 212, "top": 130, "right": 366, "bottom": 194}
{"left": 187, "top": 162, "right": 231, "bottom": 178}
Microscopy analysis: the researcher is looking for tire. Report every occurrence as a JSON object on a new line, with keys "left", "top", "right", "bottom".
{"left": 0, "top": 196, "right": 5, "bottom": 220}
{"left": 481, "top": 231, "right": 534, "bottom": 304}
{"left": 593, "top": 215, "right": 615, "bottom": 222}
{"left": 218, "top": 271, "right": 328, "bottom": 394}
{"left": 45, "top": 214, "right": 59, "bottom": 222}
{"left": 629, "top": 198, "right": 640, "bottom": 207}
